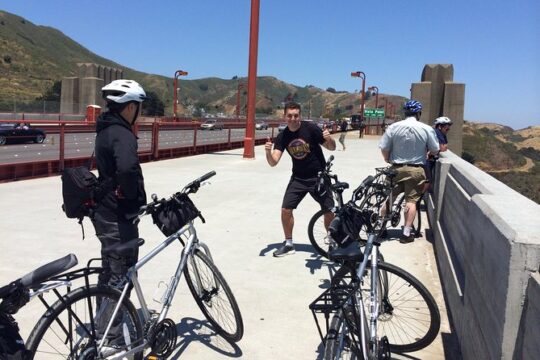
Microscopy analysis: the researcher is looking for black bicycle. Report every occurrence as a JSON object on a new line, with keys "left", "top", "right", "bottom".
{"left": 0, "top": 253, "right": 102, "bottom": 359}
{"left": 307, "top": 156, "right": 374, "bottom": 258}
{"left": 310, "top": 206, "right": 440, "bottom": 358}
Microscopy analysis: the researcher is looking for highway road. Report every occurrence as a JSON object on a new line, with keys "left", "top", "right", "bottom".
{"left": 0, "top": 128, "right": 274, "bottom": 164}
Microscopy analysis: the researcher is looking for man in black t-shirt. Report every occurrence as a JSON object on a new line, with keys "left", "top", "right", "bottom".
{"left": 265, "top": 102, "right": 336, "bottom": 257}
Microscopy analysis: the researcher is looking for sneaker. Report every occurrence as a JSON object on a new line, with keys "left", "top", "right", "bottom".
{"left": 399, "top": 234, "right": 415, "bottom": 244}
{"left": 273, "top": 243, "right": 295, "bottom": 257}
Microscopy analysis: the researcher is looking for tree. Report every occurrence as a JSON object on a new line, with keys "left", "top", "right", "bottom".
{"left": 141, "top": 90, "right": 164, "bottom": 116}
{"left": 36, "top": 80, "right": 61, "bottom": 102}
{"left": 326, "top": 87, "right": 336, "bottom": 93}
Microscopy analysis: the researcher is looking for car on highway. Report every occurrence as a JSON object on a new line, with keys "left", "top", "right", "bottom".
{"left": 278, "top": 123, "right": 288, "bottom": 132}
{"left": 200, "top": 119, "right": 224, "bottom": 130}
{"left": 0, "top": 123, "right": 46, "bottom": 145}
{"left": 255, "top": 121, "right": 268, "bottom": 130}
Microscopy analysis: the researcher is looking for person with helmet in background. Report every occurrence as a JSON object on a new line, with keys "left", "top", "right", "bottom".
{"left": 379, "top": 100, "right": 440, "bottom": 243}
{"left": 425, "top": 116, "right": 453, "bottom": 191}
{"left": 91, "top": 79, "right": 147, "bottom": 351}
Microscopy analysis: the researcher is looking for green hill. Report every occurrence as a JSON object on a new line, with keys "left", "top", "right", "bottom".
{"left": 462, "top": 122, "right": 540, "bottom": 203}
{"left": 0, "top": 10, "right": 406, "bottom": 117}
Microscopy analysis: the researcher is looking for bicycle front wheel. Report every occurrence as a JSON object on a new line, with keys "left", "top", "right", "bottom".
{"left": 26, "top": 285, "right": 144, "bottom": 359}
{"left": 308, "top": 209, "right": 332, "bottom": 258}
{"left": 324, "top": 307, "right": 367, "bottom": 360}
{"left": 184, "top": 250, "right": 244, "bottom": 342}
{"left": 331, "top": 261, "right": 440, "bottom": 352}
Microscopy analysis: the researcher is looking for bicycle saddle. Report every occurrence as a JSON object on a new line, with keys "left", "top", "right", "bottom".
{"left": 328, "top": 241, "right": 363, "bottom": 263}
{"left": 102, "top": 238, "right": 145, "bottom": 258}
{"left": 331, "top": 181, "right": 349, "bottom": 191}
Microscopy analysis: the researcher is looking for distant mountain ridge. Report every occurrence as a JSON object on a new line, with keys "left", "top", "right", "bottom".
{"left": 463, "top": 122, "right": 540, "bottom": 203}
{"left": 0, "top": 10, "right": 406, "bottom": 117}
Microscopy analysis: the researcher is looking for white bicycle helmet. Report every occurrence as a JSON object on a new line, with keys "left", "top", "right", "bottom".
{"left": 434, "top": 116, "right": 452, "bottom": 126}
{"left": 102, "top": 80, "right": 146, "bottom": 103}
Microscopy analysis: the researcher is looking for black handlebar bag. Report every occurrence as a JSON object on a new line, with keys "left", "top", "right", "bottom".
{"left": 151, "top": 194, "right": 200, "bottom": 236}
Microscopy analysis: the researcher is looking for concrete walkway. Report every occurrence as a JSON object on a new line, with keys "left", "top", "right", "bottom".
{"left": 0, "top": 132, "right": 456, "bottom": 359}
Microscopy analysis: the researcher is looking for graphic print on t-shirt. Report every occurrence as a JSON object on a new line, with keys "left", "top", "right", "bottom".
{"left": 287, "top": 138, "right": 310, "bottom": 159}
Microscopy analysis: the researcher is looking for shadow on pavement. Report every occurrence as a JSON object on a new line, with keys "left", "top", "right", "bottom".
{"left": 170, "top": 317, "right": 243, "bottom": 359}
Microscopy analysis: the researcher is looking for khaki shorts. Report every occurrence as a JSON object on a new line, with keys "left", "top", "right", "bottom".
{"left": 391, "top": 166, "right": 426, "bottom": 203}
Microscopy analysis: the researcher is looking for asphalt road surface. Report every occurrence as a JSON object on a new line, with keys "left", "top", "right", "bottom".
{"left": 0, "top": 128, "right": 274, "bottom": 164}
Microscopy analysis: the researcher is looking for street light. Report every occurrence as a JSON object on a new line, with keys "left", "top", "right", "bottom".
{"left": 236, "top": 82, "right": 245, "bottom": 119}
{"left": 351, "top": 71, "right": 366, "bottom": 120}
{"left": 173, "top": 70, "right": 188, "bottom": 119}
{"left": 368, "top": 86, "right": 379, "bottom": 109}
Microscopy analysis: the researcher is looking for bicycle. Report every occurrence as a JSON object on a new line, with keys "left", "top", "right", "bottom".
{"left": 26, "top": 171, "right": 244, "bottom": 359}
{"left": 0, "top": 252, "right": 98, "bottom": 359}
{"left": 308, "top": 156, "right": 374, "bottom": 258}
{"left": 358, "top": 166, "right": 423, "bottom": 240}
{"left": 309, "top": 205, "right": 440, "bottom": 359}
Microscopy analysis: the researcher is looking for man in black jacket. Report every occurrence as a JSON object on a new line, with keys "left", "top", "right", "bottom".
{"left": 92, "top": 79, "right": 147, "bottom": 291}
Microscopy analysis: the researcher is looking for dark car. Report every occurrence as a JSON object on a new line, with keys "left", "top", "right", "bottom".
{"left": 255, "top": 121, "right": 268, "bottom": 130}
{"left": 0, "top": 123, "right": 46, "bottom": 145}
{"left": 200, "top": 119, "right": 224, "bottom": 130}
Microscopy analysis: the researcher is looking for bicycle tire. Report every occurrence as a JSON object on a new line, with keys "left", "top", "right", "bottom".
{"left": 26, "top": 285, "right": 144, "bottom": 359}
{"left": 184, "top": 250, "right": 244, "bottom": 342}
{"left": 308, "top": 208, "right": 332, "bottom": 258}
{"left": 331, "top": 261, "right": 440, "bottom": 353}
{"left": 323, "top": 307, "right": 367, "bottom": 359}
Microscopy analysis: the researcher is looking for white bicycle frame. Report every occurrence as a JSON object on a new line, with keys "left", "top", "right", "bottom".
{"left": 96, "top": 219, "right": 212, "bottom": 359}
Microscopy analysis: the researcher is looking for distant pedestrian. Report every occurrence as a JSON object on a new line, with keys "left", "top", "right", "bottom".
{"left": 425, "top": 116, "right": 452, "bottom": 191}
{"left": 359, "top": 120, "right": 366, "bottom": 138}
{"left": 338, "top": 119, "right": 348, "bottom": 150}
{"left": 265, "top": 101, "right": 336, "bottom": 257}
{"left": 379, "top": 100, "right": 439, "bottom": 243}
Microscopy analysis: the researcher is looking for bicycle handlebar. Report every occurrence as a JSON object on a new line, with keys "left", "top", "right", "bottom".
{"left": 138, "top": 171, "right": 217, "bottom": 216}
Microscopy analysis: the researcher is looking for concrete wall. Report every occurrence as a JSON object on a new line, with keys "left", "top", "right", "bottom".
{"left": 427, "top": 152, "right": 540, "bottom": 359}
{"left": 513, "top": 273, "right": 540, "bottom": 360}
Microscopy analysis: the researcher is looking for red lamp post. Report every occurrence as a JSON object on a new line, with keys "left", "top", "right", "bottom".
{"left": 384, "top": 98, "right": 388, "bottom": 118}
{"left": 351, "top": 71, "right": 366, "bottom": 120}
{"left": 173, "top": 70, "right": 188, "bottom": 119}
{"left": 243, "top": 0, "right": 260, "bottom": 159}
{"left": 368, "top": 86, "right": 379, "bottom": 109}
{"left": 236, "top": 82, "right": 245, "bottom": 119}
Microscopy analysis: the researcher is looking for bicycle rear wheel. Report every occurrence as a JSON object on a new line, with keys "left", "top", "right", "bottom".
{"left": 308, "top": 209, "right": 332, "bottom": 258}
{"left": 26, "top": 285, "right": 143, "bottom": 359}
{"left": 331, "top": 261, "right": 440, "bottom": 352}
{"left": 184, "top": 250, "right": 244, "bottom": 342}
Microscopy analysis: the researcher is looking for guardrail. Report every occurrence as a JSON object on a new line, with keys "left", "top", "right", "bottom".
{"left": 0, "top": 119, "right": 278, "bottom": 182}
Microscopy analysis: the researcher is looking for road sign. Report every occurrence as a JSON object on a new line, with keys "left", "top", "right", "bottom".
{"left": 363, "top": 108, "right": 385, "bottom": 118}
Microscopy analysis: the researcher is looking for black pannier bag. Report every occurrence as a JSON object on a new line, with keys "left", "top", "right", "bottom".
{"left": 151, "top": 194, "right": 201, "bottom": 236}
{"left": 61, "top": 166, "right": 99, "bottom": 220}
{"left": 0, "top": 314, "right": 29, "bottom": 359}
{"left": 328, "top": 204, "right": 364, "bottom": 247}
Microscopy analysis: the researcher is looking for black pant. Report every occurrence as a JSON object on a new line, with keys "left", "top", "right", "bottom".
{"left": 91, "top": 211, "right": 139, "bottom": 345}
{"left": 91, "top": 211, "right": 139, "bottom": 289}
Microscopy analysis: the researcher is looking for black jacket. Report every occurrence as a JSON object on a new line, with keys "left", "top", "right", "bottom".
{"left": 94, "top": 111, "right": 146, "bottom": 220}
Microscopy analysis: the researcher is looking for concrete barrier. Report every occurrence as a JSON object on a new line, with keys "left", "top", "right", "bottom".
{"left": 426, "top": 151, "right": 540, "bottom": 359}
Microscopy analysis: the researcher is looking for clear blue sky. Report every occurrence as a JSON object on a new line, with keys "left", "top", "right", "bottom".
{"left": 1, "top": 0, "right": 539, "bottom": 129}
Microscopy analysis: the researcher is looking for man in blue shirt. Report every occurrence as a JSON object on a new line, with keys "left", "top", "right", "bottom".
{"left": 425, "top": 116, "right": 452, "bottom": 192}
{"left": 379, "top": 100, "right": 440, "bottom": 243}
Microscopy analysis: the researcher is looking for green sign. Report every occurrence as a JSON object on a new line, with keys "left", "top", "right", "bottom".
{"left": 363, "top": 108, "right": 385, "bottom": 118}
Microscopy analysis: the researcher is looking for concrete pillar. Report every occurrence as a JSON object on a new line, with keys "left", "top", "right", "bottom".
{"left": 443, "top": 82, "right": 465, "bottom": 155}
{"left": 79, "top": 77, "right": 105, "bottom": 113}
{"left": 60, "top": 77, "right": 79, "bottom": 114}
{"left": 411, "top": 64, "right": 465, "bottom": 155}
{"left": 103, "top": 66, "right": 111, "bottom": 86}
{"left": 411, "top": 82, "right": 433, "bottom": 125}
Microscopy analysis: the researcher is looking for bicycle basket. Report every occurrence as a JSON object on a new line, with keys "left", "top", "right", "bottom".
{"left": 151, "top": 194, "right": 200, "bottom": 236}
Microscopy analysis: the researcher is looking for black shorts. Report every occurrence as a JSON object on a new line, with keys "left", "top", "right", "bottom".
{"left": 281, "top": 176, "right": 334, "bottom": 210}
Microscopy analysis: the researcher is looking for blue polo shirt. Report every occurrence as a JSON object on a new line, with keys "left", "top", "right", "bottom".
{"left": 435, "top": 128, "right": 448, "bottom": 145}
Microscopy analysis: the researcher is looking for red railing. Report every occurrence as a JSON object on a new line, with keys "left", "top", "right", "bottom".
{"left": 0, "top": 119, "right": 275, "bottom": 182}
